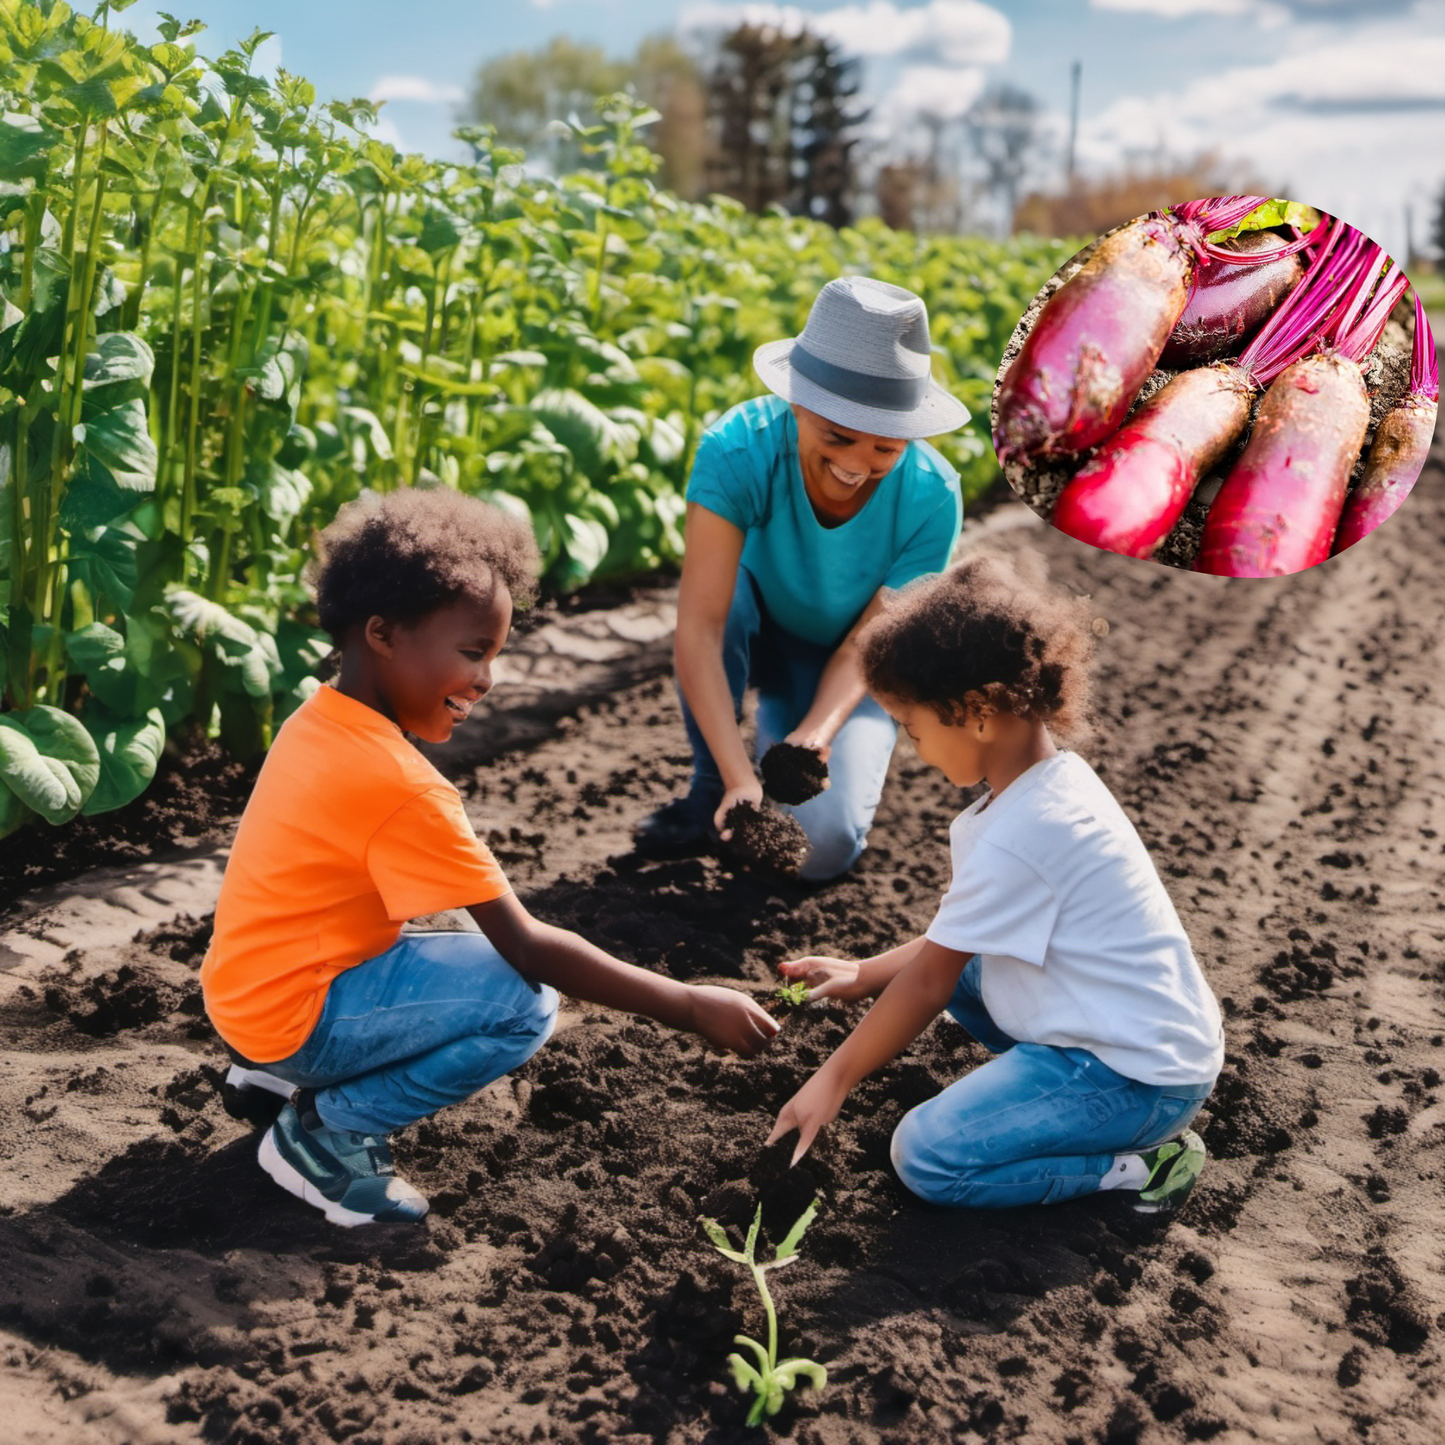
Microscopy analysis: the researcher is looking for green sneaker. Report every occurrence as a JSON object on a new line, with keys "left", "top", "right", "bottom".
{"left": 257, "top": 1089, "right": 429, "bottom": 1227}
{"left": 1133, "top": 1129, "right": 1206, "bottom": 1215}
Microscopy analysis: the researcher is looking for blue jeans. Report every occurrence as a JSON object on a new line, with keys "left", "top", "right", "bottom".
{"left": 680, "top": 565, "right": 897, "bottom": 881}
{"left": 890, "top": 957, "right": 1214, "bottom": 1209}
{"left": 256, "top": 931, "right": 558, "bottom": 1135}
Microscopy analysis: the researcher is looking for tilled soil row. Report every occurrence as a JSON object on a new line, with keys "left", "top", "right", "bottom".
{"left": 1, "top": 448, "right": 1443, "bottom": 1444}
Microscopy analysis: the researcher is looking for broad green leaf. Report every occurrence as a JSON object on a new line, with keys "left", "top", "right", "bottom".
{"left": 81, "top": 331, "right": 154, "bottom": 395}
{"left": 67, "top": 524, "right": 139, "bottom": 612}
{"left": 559, "top": 513, "right": 609, "bottom": 587}
{"left": 417, "top": 208, "right": 464, "bottom": 254}
{"left": 80, "top": 704, "right": 165, "bottom": 815}
{"left": 0, "top": 112, "right": 60, "bottom": 183}
{"left": 0, "top": 247, "right": 69, "bottom": 376}
{"left": 61, "top": 392, "right": 158, "bottom": 528}
{"left": 0, "top": 705, "right": 101, "bottom": 825}
{"left": 63, "top": 620, "right": 125, "bottom": 671}
{"left": 530, "top": 387, "right": 639, "bottom": 476}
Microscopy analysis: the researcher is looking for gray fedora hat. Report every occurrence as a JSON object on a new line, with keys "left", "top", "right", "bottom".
{"left": 753, "top": 276, "right": 970, "bottom": 440}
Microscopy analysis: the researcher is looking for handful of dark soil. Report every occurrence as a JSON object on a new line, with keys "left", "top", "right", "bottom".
{"left": 759, "top": 742, "right": 829, "bottom": 805}
{"left": 721, "top": 800, "right": 810, "bottom": 875}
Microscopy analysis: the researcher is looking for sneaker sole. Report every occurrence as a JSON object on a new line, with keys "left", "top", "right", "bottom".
{"left": 257, "top": 1127, "right": 405, "bottom": 1228}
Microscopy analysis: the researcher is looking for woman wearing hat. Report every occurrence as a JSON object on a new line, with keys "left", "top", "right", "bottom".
{"left": 637, "top": 276, "right": 971, "bottom": 880}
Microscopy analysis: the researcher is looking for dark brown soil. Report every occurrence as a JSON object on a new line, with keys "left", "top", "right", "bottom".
{"left": 1, "top": 438, "right": 1444, "bottom": 1443}
{"left": 721, "top": 800, "right": 812, "bottom": 874}
{"left": 761, "top": 743, "right": 831, "bottom": 806}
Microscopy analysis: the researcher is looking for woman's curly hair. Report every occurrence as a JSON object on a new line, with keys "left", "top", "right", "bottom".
{"left": 858, "top": 550, "right": 1098, "bottom": 744}
{"left": 308, "top": 488, "right": 540, "bottom": 642}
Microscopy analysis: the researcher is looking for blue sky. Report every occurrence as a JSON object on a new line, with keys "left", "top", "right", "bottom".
{"left": 118, "top": 0, "right": 1445, "bottom": 260}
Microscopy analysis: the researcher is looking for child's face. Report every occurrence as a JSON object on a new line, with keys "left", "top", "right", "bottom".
{"left": 368, "top": 590, "right": 512, "bottom": 743}
{"left": 791, "top": 405, "right": 906, "bottom": 521}
{"left": 881, "top": 695, "right": 988, "bottom": 788}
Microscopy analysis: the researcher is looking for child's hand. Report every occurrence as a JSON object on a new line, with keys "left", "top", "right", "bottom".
{"left": 779, "top": 955, "right": 863, "bottom": 1002}
{"left": 687, "top": 983, "right": 781, "bottom": 1056}
{"left": 715, "top": 780, "right": 764, "bottom": 838}
{"left": 767, "top": 1069, "right": 849, "bottom": 1165}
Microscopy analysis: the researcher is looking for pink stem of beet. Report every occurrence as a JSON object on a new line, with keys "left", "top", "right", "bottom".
{"left": 1411, "top": 293, "right": 1440, "bottom": 401}
{"left": 1327, "top": 245, "right": 1409, "bottom": 366}
{"left": 1236, "top": 216, "right": 1369, "bottom": 386}
{"left": 1171, "top": 196, "right": 1325, "bottom": 267}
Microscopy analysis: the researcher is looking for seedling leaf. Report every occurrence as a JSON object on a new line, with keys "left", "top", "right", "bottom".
{"left": 773, "top": 1198, "right": 819, "bottom": 1262}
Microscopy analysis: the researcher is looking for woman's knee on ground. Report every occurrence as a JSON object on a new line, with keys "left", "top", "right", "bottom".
{"left": 797, "top": 816, "right": 867, "bottom": 881}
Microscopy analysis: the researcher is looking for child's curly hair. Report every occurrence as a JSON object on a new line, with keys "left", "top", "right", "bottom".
{"left": 308, "top": 488, "right": 540, "bottom": 641}
{"left": 858, "top": 551, "right": 1097, "bottom": 744}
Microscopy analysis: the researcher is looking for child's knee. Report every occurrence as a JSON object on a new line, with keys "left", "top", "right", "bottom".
{"left": 508, "top": 982, "right": 558, "bottom": 1064}
{"left": 890, "top": 1105, "right": 961, "bottom": 1206}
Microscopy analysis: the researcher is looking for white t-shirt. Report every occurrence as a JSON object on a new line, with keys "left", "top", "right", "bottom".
{"left": 925, "top": 751, "right": 1223, "bottom": 1087}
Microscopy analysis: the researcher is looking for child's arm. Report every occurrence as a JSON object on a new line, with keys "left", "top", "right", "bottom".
{"left": 767, "top": 940, "right": 971, "bottom": 1161}
{"left": 777, "top": 935, "right": 929, "bottom": 1002}
{"left": 469, "top": 893, "right": 779, "bottom": 1056}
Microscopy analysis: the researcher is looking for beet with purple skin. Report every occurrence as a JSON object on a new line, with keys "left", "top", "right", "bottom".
{"left": 721, "top": 801, "right": 810, "bottom": 875}
{"left": 1159, "top": 230, "right": 1307, "bottom": 367}
{"left": 759, "top": 743, "right": 829, "bottom": 806}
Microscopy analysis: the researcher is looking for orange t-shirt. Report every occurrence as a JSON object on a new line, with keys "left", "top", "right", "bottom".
{"left": 201, "top": 684, "right": 511, "bottom": 1062}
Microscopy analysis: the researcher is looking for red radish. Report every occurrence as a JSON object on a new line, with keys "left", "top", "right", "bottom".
{"left": 994, "top": 196, "right": 1319, "bottom": 467}
{"left": 1050, "top": 215, "right": 1356, "bottom": 559}
{"left": 1332, "top": 295, "right": 1439, "bottom": 553}
{"left": 1194, "top": 241, "right": 1410, "bottom": 577}
{"left": 1158, "top": 230, "right": 1307, "bottom": 366}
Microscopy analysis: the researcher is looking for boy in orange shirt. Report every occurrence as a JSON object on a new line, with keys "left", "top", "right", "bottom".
{"left": 202, "top": 489, "right": 777, "bottom": 1226}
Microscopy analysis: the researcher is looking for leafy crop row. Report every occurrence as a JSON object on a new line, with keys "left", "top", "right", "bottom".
{"left": 0, "top": 0, "right": 1075, "bottom": 838}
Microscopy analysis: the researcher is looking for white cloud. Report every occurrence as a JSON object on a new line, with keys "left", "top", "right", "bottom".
{"left": 1091, "top": 0, "right": 1260, "bottom": 15}
{"left": 369, "top": 75, "right": 466, "bottom": 105}
{"left": 680, "top": 0, "right": 1010, "bottom": 64}
{"left": 880, "top": 63, "right": 987, "bottom": 121}
{"left": 1079, "top": 27, "right": 1445, "bottom": 258}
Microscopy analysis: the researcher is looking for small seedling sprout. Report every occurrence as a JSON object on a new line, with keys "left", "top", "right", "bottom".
{"left": 771, "top": 980, "right": 810, "bottom": 1009}
{"left": 699, "top": 1198, "right": 827, "bottom": 1426}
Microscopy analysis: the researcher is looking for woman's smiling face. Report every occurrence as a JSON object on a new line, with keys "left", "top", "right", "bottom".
{"left": 791, "top": 405, "right": 907, "bottom": 523}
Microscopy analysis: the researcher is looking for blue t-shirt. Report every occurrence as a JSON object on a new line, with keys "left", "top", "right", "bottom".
{"left": 685, "top": 395, "right": 962, "bottom": 647}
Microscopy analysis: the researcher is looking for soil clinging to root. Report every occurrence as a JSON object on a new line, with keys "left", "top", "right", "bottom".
{"left": 2, "top": 437, "right": 1444, "bottom": 1444}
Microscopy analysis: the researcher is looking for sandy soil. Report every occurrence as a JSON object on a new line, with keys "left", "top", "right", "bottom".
{"left": 1, "top": 440, "right": 1443, "bottom": 1444}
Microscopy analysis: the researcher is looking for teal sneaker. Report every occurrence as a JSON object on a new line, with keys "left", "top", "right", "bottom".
{"left": 257, "top": 1090, "right": 429, "bottom": 1227}
{"left": 1133, "top": 1129, "right": 1206, "bottom": 1215}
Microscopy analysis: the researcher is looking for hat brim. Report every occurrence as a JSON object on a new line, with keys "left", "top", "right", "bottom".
{"left": 753, "top": 338, "right": 971, "bottom": 441}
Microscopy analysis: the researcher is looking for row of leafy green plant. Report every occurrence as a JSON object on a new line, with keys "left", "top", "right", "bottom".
{"left": 0, "top": 0, "right": 1075, "bottom": 840}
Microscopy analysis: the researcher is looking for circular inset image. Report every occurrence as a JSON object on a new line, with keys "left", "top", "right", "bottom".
{"left": 991, "top": 197, "right": 1438, "bottom": 577}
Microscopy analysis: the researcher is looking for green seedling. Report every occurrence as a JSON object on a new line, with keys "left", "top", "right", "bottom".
{"left": 771, "top": 980, "right": 810, "bottom": 1009}
{"left": 699, "top": 1198, "right": 827, "bottom": 1427}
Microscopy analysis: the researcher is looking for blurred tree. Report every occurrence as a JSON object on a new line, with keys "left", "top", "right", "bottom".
{"left": 464, "top": 34, "right": 707, "bottom": 190}
{"left": 964, "top": 83, "right": 1040, "bottom": 236}
{"left": 703, "top": 22, "right": 868, "bottom": 225}
{"left": 466, "top": 37, "right": 629, "bottom": 172}
{"left": 634, "top": 35, "right": 708, "bottom": 199}
{"left": 1013, "top": 153, "right": 1272, "bottom": 237}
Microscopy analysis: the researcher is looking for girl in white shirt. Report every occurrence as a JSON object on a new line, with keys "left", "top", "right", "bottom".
{"left": 767, "top": 553, "right": 1222, "bottom": 1213}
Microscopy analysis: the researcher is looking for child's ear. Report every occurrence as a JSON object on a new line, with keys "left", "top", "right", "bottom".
{"left": 363, "top": 615, "right": 394, "bottom": 657}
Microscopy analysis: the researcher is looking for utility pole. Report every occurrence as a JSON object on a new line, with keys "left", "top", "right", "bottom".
{"left": 1066, "top": 60, "right": 1081, "bottom": 182}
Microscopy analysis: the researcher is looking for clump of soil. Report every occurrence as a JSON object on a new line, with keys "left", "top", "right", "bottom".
{"left": 760, "top": 741, "right": 830, "bottom": 805}
{"left": 720, "top": 800, "right": 811, "bottom": 874}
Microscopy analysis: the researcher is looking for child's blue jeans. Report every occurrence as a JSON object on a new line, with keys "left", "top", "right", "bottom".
{"left": 890, "top": 957, "right": 1214, "bottom": 1208}
{"left": 680, "top": 564, "right": 897, "bottom": 881}
{"left": 256, "top": 931, "right": 558, "bottom": 1136}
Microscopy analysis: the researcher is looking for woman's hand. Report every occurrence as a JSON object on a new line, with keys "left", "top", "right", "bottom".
{"left": 781, "top": 730, "right": 833, "bottom": 771}
{"left": 687, "top": 984, "right": 780, "bottom": 1056}
{"left": 779, "top": 955, "right": 864, "bottom": 1002}
{"left": 766, "top": 1067, "right": 850, "bottom": 1165}
{"left": 714, "top": 779, "right": 764, "bottom": 838}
